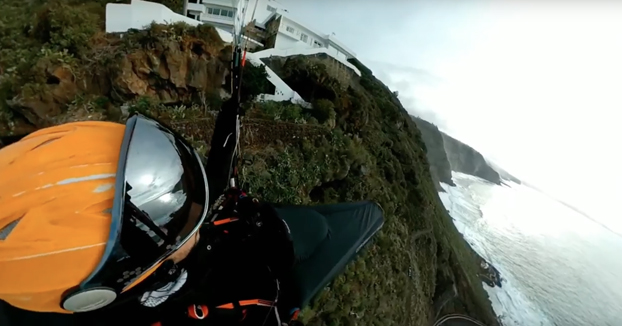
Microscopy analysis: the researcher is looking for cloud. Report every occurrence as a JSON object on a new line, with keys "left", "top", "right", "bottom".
{"left": 365, "top": 59, "right": 442, "bottom": 86}
{"left": 363, "top": 59, "right": 449, "bottom": 129}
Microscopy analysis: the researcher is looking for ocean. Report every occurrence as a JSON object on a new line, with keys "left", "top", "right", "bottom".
{"left": 438, "top": 172, "right": 622, "bottom": 326}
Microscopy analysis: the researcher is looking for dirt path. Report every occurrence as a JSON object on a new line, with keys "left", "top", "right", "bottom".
{"left": 168, "top": 117, "right": 329, "bottom": 150}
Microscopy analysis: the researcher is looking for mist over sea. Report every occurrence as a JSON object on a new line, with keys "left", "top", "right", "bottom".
{"left": 439, "top": 172, "right": 622, "bottom": 326}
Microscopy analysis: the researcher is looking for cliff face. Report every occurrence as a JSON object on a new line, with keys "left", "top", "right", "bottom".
{"left": 411, "top": 115, "right": 503, "bottom": 187}
{"left": 441, "top": 133, "right": 502, "bottom": 185}
{"left": 486, "top": 159, "right": 522, "bottom": 185}
{"left": 3, "top": 24, "right": 228, "bottom": 130}
{"left": 411, "top": 116, "right": 455, "bottom": 189}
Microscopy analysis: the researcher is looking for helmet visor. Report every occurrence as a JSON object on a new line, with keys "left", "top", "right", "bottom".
{"left": 79, "top": 113, "right": 209, "bottom": 293}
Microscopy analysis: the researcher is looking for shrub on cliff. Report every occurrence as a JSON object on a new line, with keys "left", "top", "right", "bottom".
{"left": 30, "top": 2, "right": 101, "bottom": 57}
{"left": 0, "top": 0, "right": 232, "bottom": 132}
{"left": 251, "top": 101, "right": 307, "bottom": 122}
{"left": 310, "top": 99, "right": 336, "bottom": 125}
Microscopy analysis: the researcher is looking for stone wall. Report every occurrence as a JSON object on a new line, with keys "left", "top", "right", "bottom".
{"left": 305, "top": 53, "right": 359, "bottom": 89}
{"left": 263, "top": 17, "right": 281, "bottom": 49}
{"left": 261, "top": 52, "right": 359, "bottom": 91}
{"left": 243, "top": 21, "right": 267, "bottom": 45}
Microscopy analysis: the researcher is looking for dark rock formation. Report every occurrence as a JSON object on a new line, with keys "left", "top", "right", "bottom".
{"left": 441, "top": 133, "right": 502, "bottom": 185}
{"left": 4, "top": 23, "right": 229, "bottom": 129}
{"left": 411, "top": 116, "right": 455, "bottom": 189}
{"left": 478, "top": 259, "right": 503, "bottom": 288}
{"left": 486, "top": 159, "right": 522, "bottom": 185}
{"left": 411, "top": 115, "right": 504, "bottom": 187}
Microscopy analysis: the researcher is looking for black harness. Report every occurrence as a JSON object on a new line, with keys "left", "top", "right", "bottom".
{"left": 146, "top": 190, "right": 296, "bottom": 326}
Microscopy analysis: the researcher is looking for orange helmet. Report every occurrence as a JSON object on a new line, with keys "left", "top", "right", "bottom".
{"left": 0, "top": 115, "right": 209, "bottom": 314}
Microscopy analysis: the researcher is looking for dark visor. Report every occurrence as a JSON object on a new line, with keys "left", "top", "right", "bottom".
{"left": 78, "top": 113, "right": 209, "bottom": 292}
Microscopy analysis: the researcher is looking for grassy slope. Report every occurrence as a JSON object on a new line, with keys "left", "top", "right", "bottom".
{"left": 0, "top": 1, "right": 499, "bottom": 325}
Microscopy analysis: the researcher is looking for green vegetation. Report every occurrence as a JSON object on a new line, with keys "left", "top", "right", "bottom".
{"left": 0, "top": 0, "right": 229, "bottom": 132}
{"left": 245, "top": 100, "right": 334, "bottom": 127}
{"left": 0, "top": 1, "right": 499, "bottom": 325}
{"left": 249, "top": 101, "right": 307, "bottom": 122}
{"left": 310, "top": 99, "right": 336, "bottom": 125}
{"left": 238, "top": 63, "right": 272, "bottom": 103}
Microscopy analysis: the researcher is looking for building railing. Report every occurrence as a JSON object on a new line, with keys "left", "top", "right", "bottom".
{"left": 187, "top": 2, "right": 205, "bottom": 13}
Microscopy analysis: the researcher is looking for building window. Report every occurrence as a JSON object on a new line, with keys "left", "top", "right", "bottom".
{"left": 300, "top": 33, "right": 308, "bottom": 43}
{"left": 206, "top": 8, "right": 234, "bottom": 18}
{"left": 313, "top": 40, "right": 322, "bottom": 47}
{"left": 286, "top": 26, "right": 295, "bottom": 33}
{"left": 188, "top": 0, "right": 199, "bottom": 3}
{"left": 267, "top": 5, "right": 276, "bottom": 12}
{"left": 187, "top": 13, "right": 196, "bottom": 19}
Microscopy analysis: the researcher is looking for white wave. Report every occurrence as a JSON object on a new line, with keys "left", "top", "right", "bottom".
{"left": 440, "top": 174, "right": 553, "bottom": 326}
{"left": 440, "top": 171, "right": 622, "bottom": 326}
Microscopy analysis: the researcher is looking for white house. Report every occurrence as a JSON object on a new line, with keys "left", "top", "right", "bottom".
{"left": 183, "top": 0, "right": 356, "bottom": 60}
{"left": 184, "top": 0, "right": 279, "bottom": 33}
{"left": 185, "top": 0, "right": 238, "bottom": 33}
{"left": 260, "top": 9, "right": 357, "bottom": 60}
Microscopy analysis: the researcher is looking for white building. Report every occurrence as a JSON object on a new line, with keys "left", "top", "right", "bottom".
{"left": 226, "top": 0, "right": 357, "bottom": 60}
{"left": 183, "top": 0, "right": 356, "bottom": 61}
{"left": 259, "top": 8, "right": 357, "bottom": 60}
{"left": 247, "top": 0, "right": 288, "bottom": 24}
{"left": 184, "top": 0, "right": 281, "bottom": 34}
{"left": 185, "top": 0, "right": 238, "bottom": 33}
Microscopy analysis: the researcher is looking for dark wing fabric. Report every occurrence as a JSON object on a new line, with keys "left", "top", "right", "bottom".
{"left": 275, "top": 201, "right": 384, "bottom": 312}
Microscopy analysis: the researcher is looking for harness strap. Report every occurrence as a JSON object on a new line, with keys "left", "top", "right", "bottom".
{"left": 150, "top": 299, "right": 276, "bottom": 325}
{"left": 187, "top": 304, "right": 209, "bottom": 320}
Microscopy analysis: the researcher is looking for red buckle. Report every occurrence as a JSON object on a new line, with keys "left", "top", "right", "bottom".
{"left": 292, "top": 308, "right": 300, "bottom": 320}
{"left": 188, "top": 304, "right": 209, "bottom": 320}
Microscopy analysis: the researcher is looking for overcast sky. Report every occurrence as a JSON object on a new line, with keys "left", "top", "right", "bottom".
{"left": 280, "top": 0, "right": 622, "bottom": 231}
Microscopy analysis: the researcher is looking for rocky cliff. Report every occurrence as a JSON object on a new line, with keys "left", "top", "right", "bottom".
{"left": 0, "top": 1, "right": 500, "bottom": 325}
{"left": 410, "top": 115, "right": 503, "bottom": 186}
{"left": 441, "top": 133, "right": 502, "bottom": 185}
{"left": 486, "top": 159, "right": 522, "bottom": 185}
{"left": 411, "top": 116, "right": 455, "bottom": 189}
